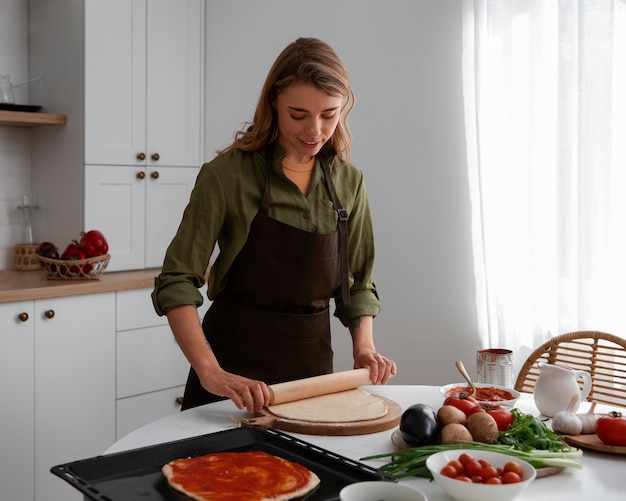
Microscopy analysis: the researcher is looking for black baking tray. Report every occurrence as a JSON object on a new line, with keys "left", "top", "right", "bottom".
{"left": 0, "top": 103, "right": 42, "bottom": 112}
{"left": 51, "top": 427, "right": 397, "bottom": 500}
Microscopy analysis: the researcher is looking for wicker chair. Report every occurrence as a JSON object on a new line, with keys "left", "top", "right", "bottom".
{"left": 514, "top": 330, "right": 626, "bottom": 408}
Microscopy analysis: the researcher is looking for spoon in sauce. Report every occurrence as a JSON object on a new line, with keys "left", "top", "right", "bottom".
{"left": 455, "top": 360, "right": 478, "bottom": 398}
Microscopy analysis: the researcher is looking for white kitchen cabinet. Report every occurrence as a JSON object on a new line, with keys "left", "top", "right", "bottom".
{"left": 84, "top": 165, "right": 198, "bottom": 271}
{"left": 115, "top": 289, "right": 210, "bottom": 440}
{"left": 0, "top": 293, "right": 116, "bottom": 501}
{"left": 84, "top": 0, "right": 202, "bottom": 167}
{"left": 35, "top": 293, "right": 116, "bottom": 501}
{"left": 29, "top": 0, "right": 203, "bottom": 268}
{"left": 0, "top": 301, "right": 35, "bottom": 501}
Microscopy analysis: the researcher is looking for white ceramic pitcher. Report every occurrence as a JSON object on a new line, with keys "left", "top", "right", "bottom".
{"left": 533, "top": 362, "right": 592, "bottom": 417}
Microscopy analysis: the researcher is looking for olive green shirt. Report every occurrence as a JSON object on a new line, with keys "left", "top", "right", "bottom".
{"left": 151, "top": 144, "right": 380, "bottom": 326}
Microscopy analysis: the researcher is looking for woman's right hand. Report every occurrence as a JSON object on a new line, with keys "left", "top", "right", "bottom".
{"left": 198, "top": 368, "right": 271, "bottom": 413}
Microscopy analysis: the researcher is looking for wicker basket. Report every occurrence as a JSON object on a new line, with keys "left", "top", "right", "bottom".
{"left": 37, "top": 254, "right": 111, "bottom": 280}
{"left": 14, "top": 244, "right": 42, "bottom": 271}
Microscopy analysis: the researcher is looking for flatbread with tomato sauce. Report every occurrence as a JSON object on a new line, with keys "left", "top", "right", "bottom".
{"left": 162, "top": 451, "right": 320, "bottom": 501}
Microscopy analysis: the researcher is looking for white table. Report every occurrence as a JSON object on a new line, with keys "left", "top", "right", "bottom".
{"left": 106, "top": 385, "right": 624, "bottom": 501}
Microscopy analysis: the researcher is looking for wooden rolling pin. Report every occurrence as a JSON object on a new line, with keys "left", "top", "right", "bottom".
{"left": 267, "top": 368, "right": 372, "bottom": 405}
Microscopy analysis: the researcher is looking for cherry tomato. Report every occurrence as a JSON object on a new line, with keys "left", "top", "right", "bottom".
{"left": 447, "top": 459, "right": 464, "bottom": 475}
{"left": 595, "top": 411, "right": 626, "bottom": 447}
{"left": 481, "top": 466, "right": 499, "bottom": 480}
{"left": 485, "top": 476, "right": 502, "bottom": 484}
{"left": 440, "top": 465, "right": 458, "bottom": 478}
{"left": 502, "top": 471, "right": 522, "bottom": 484}
{"left": 442, "top": 453, "right": 525, "bottom": 485}
{"left": 503, "top": 461, "right": 523, "bottom": 477}
{"left": 458, "top": 453, "right": 474, "bottom": 466}
{"left": 464, "top": 460, "right": 484, "bottom": 478}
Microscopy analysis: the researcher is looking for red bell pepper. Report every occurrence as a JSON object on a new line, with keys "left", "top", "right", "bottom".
{"left": 61, "top": 243, "right": 90, "bottom": 274}
{"left": 79, "top": 229, "right": 109, "bottom": 257}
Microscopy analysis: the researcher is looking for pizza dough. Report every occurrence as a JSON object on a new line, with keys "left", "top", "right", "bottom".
{"left": 162, "top": 451, "right": 320, "bottom": 501}
{"left": 267, "top": 388, "right": 388, "bottom": 423}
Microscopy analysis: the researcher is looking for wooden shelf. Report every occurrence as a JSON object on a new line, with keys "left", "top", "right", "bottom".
{"left": 0, "top": 110, "right": 67, "bottom": 127}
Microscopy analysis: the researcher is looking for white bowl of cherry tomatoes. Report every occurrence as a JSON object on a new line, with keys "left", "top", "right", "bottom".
{"left": 426, "top": 449, "right": 536, "bottom": 501}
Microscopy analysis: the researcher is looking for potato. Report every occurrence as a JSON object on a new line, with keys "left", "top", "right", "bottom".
{"left": 467, "top": 412, "right": 499, "bottom": 444}
{"left": 440, "top": 423, "right": 473, "bottom": 444}
{"left": 437, "top": 405, "right": 467, "bottom": 426}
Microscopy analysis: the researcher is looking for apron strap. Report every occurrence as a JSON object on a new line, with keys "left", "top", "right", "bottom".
{"left": 319, "top": 152, "right": 351, "bottom": 305}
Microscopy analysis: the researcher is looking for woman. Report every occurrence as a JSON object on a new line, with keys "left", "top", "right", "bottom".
{"left": 152, "top": 37, "right": 396, "bottom": 413}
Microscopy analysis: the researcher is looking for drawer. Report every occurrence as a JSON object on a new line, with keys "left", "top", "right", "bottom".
{"left": 116, "top": 386, "right": 184, "bottom": 440}
{"left": 117, "top": 324, "right": 189, "bottom": 398}
{"left": 116, "top": 289, "right": 166, "bottom": 331}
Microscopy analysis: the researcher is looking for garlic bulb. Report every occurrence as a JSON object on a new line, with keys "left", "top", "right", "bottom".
{"left": 576, "top": 413, "right": 598, "bottom": 434}
{"left": 552, "top": 411, "right": 583, "bottom": 435}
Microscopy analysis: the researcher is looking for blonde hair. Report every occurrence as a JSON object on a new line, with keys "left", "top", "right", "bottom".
{"left": 219, "top": 38, "right": 355, "bottom": 162}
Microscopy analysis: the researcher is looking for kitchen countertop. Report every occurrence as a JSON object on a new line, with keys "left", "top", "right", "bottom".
{"left": 0, "top": 268, "right": 160, "bottom": 303}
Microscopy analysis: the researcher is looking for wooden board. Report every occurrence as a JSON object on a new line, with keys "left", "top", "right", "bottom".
{"left": 238, "top": 396, "right": 402, "bottom": 436}
{"left": 564, "top": 433, "right": 626, "bottom": 454}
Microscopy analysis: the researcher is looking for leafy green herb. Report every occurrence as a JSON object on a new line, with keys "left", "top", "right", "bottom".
{"left": 498, "top": 408, "right": 569, "bottom": 452}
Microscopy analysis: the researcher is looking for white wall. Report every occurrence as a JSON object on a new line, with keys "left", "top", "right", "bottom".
{"left": 203, "top": 0, "right": 480, "bottom": 385}
{"left": 0, "top": 0, "right": 31, "bottom": 268}
{"left": 0, "top": 0, "right": 481, "bottom": 386}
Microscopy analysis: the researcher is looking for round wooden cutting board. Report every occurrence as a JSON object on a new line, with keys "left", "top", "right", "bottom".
{"left": 238, "top": 395, "right": 402, "bottom": 436}
{"left": 564, "top": 433, "right": 626, "bottom": 454}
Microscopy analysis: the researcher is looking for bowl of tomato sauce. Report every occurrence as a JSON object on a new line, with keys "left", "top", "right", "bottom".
{"left": 440, "top": 383, "right": 520, "bottom": 406}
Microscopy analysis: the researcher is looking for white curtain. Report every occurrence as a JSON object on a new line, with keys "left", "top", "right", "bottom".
{"left": 462, "top": 0, "right": 626, "bottom": 370}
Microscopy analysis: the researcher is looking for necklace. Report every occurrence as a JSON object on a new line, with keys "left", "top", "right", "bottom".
{"left": 282, "top": 157, "right": 316, "bottom": 173}
{"left": 282, "top": 164, "right": 315, "bottom": 173}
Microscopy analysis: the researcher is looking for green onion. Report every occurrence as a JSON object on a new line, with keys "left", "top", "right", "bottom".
{"left": 361, "top": 441, "right": 583, "bottom": 479}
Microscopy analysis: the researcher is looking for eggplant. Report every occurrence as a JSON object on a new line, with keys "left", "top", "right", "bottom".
{"left": 399, "top": 403, "right": 441, "bottom": 446}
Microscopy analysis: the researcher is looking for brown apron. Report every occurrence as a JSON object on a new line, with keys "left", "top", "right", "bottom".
{"left": 181, "top": 147, "right": 350, "bottom": 410}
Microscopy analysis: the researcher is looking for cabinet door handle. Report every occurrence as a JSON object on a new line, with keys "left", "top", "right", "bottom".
{"left": 137, "top": 171, "right": 146, "bottom": 180}
{"left": 137, "top": 152, "right": 146, "bottom": 161}
{"left": 150, "top": 171, "right": 160, "bottom": 180}
{"left": 44, "top": 309, "right": 55, "bottom": 319}
{"left": 175, "top": 397, "right": 184, "bottom": 406}
{"left": 151, "top": 153, "right": 160, "bottom": 161}
{"left": 18, "top": 312, "right": 29, "bottom": 322}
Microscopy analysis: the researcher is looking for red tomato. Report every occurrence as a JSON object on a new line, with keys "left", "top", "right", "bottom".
{"left": 595, "top": 411, "right": 626, "bottom": 446}
{"left": 440, "top": 465, "right": 458, "bottom": 478}
{"left": 464, "top": 460, "right": 484, "bottom": 478}
{"left": 485, "top": 476, "right": 502, "bottom": 484}
{"left": 458, "top": 453, "right": 474, "bottom": 465}
{"left": 443, "top": 395, "right": 481, "bottom": 416}
{"left": 447, "top": 459, "right": 464, "bottom": 475}
{"left": 481, "top": 403, "right": 514, "bottom": 431}
{"left": 481, "top": 466, "right": 499, "bottom": 480}
{"left": 456, "top": 476, "right": 472, "bottom": 482}
{"left": 502, "top": 471, "right": 522, "bottom": 484}
{"left": 503, "top": 461, "right": 523, "bottom": 477}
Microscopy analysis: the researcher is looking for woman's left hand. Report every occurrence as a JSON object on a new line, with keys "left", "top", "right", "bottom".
{"left": 354, "top": 351, "right": 397, "bottom": 385}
